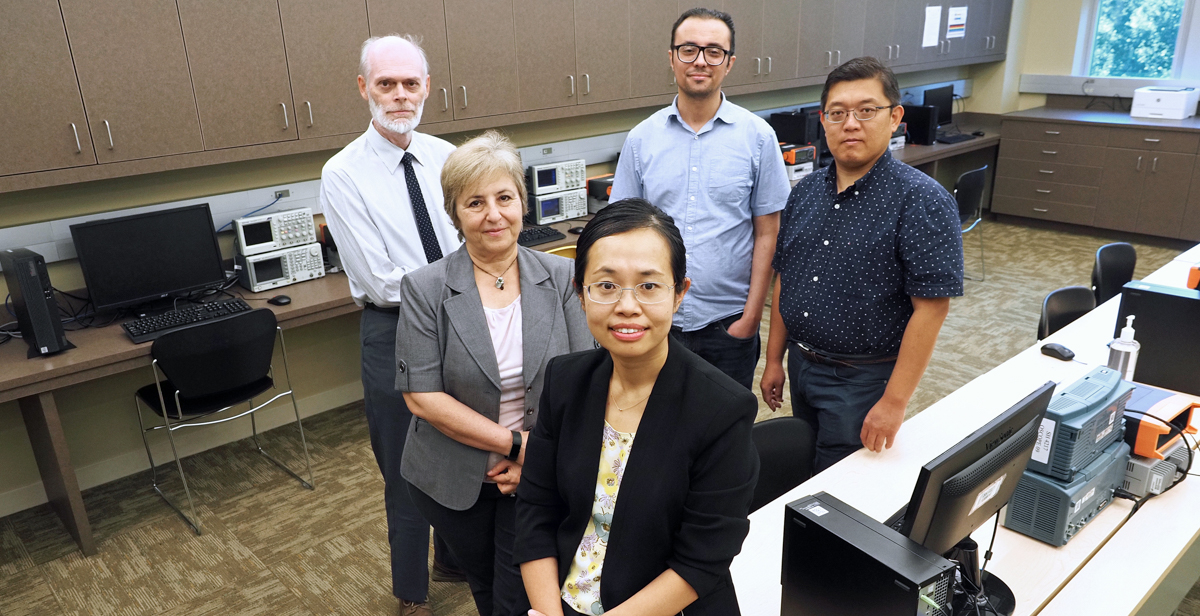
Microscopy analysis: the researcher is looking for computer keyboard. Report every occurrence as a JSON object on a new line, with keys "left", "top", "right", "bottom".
{"left": 936, "top": 132, "right": 976, "bottom": 144}
{"left": 123, "top": 298, "right": 253, "bottom": 344}
{"left": 518, "top": 225, "right": 566, "bottom": 247}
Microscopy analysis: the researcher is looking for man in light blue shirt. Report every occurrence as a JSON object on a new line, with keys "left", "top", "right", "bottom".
{"left": 611, "top": 7, "right": 789, "bottom": 389}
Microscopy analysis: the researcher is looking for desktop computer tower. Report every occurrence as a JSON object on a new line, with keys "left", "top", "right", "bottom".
{"left": 1115, "top": 281, "right": 1200, "bottom": 396}
{"left": 0, "top": 248, "right": 74, "bottom": 358}
{"left": 783, "top": 493, "right": 955, "bottom": 616}
{"left": 905, "top": 105, "right": 939, "bottom": 146}
{"left": 770, "top": 106, "right": 822, "bottom": 146}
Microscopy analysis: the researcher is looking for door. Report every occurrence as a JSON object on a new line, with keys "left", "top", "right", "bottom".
{"left": 629, "top": 0, "right": 679, "bottom": 98}
{"left": 575, "top": 0, "right": 631, "bottom": 104}
{"left": 889, "top": 0, "right": 926, "bottom": 66}
{"left": 987, "top": 0, "right": 1013, "bottom": 55}
{"left": 960, "top": 0, "right": 993, "bottom": 59}
{"left": 514, "top": 0, "right": 577, "bottom": 111}
{"left": 444, "top": 0, "right": 520, "bottom": 119}
{"left": 367, "top": 0, "right": 455, "bottom": 125}
{"left": 177, "top": 0, "right": 298, "bottom": 149}
{"left": 916, "top": 2, "right": 946, "bottom": 64}
{"left": 723, "top": 0, "right": 763, "bottom": 86}
{"left": 279, "top": 0, "right": 371, "bottom": 139}
{"left": 0, "top": 0, "right": 95, "bottom": 175}
{"left": 798, "top": 0, "right": 834, "bottom": 78}
{"left": 1096, "top": 148, "right": 1148, "bottom": 232}
{"left": 1136, "top": 152, "right": 1194, "bottom": 238}
{"left": 60, "top": 0, "right": 202, "bottom": 164}
{"left": 762, "top": 0, "right": 802, "bottom": 81}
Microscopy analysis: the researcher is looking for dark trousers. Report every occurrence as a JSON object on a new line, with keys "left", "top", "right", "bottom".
{"left": 360, "top": 307, "right": 433, "bottom": 602}
{"left": 786, "top": 341, "right": 895, "bottom": 473}
{"left": 670, "top": 313, "right": 761, "bottom": 390}
{"left": 409, "top": 483, "right": 529, "bottom": 616}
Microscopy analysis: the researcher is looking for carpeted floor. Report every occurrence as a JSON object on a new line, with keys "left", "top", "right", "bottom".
{"left": 0, "top": 218, "right": 1195, "bottom": 616}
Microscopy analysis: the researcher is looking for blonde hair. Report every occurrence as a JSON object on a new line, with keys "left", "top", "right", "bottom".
{"left": 441, "top": 130, "right": 528, "bottom": 234}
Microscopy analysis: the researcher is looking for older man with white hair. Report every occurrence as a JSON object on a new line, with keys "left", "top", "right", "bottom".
{"left": 320, "top": 35, "right": 460, "bottom": 616}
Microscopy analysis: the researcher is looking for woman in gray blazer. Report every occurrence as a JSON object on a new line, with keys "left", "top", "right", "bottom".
{"left": 396, "top": 131, "right": 592, "bottom": 616}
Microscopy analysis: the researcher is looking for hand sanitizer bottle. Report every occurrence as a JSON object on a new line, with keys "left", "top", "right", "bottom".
{"left": 1107, "top": 315, "right": 1140, "bottom": 381}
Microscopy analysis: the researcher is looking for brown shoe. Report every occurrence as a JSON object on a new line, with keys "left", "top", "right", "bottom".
{"left": 399, "top": 599, "right": 432, "bottom": 616}
{"left": 430, "top": 559, "right": 468, "bottom": 584}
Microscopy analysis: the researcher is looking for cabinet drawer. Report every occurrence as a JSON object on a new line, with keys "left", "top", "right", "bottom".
{"left": 1108, "top": 127, "right": 1200, "bottom": 153}
{"left": 999, "top": 139, "right": 1108, "bottom": 167}
{"left": 991, "top": 195, "right": 1096, "bottom": 226}
{"left": 1001, "top": 120, "right": 1109, "bottom": 146}
{"left": 994, "top": 177, "right": 1097, "bottom": 206}
{"left": 995, "top": 158, "right": 1103, "bottom": 186}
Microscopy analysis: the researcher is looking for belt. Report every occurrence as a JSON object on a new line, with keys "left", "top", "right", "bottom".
{"left": 789, "top": 340, "right": 897, "bottom": 368}
{"left": 364, "top": 302, "right": 400, "bottom": 316}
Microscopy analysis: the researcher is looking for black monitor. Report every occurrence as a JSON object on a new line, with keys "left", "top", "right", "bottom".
{"left": 896, "top": 381, "right": 1056, "bottom": 615}
{"left": 70, "top": 204, "right": 227, "bottom": 313}
{"left": 923, "top": 85, "right": 954, "bottom": 127}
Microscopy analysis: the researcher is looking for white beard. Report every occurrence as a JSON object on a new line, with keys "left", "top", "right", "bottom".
{"left": 369, "top": 97, "right": 425, "bottom": 137}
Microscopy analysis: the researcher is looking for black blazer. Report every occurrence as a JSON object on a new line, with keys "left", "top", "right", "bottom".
{"left": 515, "top": 337, "right": 759, "bottom": 615}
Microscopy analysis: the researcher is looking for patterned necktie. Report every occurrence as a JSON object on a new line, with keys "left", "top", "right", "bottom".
{"left": 401, "top": 151, "right": 443, "bottom": 263}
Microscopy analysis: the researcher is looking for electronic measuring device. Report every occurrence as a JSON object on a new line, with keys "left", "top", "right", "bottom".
{"left": 236, "top": 243, "right": 325, "bottom": 292}
{"left": 233, "top": 207, "right": 318, "bottom": 257}
{"left": 1027, "top": 366, "right": 1133, "bottom": 481}
{"left": 1123, "top": 438, "right": 1189, "bottom": 498}
{"left": 527, "top": 159, "right": 587, "bottom": 196}
{"left": 529, "top": 189, "right": 588, "bottom": 225}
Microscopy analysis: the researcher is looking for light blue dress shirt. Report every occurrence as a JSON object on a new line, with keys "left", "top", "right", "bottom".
{"left": 611, "top": 95, "right": 790, "bottom": 331}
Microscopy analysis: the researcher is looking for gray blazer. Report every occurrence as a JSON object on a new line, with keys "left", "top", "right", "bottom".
{"left": 396, "top": 245, "right": 593, "bottom": 511}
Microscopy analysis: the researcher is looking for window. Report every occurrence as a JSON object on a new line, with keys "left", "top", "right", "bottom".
{"left": 1086, "top": 0, "right": 1189, "bottom": 78}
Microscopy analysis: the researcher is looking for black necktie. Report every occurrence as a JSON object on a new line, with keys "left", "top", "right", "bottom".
{"left": 401, "top": 151, "right": 443, "bottom": 263}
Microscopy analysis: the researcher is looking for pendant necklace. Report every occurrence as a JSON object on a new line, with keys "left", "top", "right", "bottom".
{"left": 609, "top": 389, "right": 652, "bottom": 412}
{"left": 472, "top": 255, "right": 518, "bottom": 290}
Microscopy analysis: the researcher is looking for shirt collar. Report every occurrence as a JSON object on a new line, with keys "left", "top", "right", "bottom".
{"left": 365, "top": 122, "right": 422, "bottom": 174}
{"left": 825, "top": 148, "right": 894, "bottom": 195}
{"left": 665, "top": 92, "right": 736, "bottom": 134}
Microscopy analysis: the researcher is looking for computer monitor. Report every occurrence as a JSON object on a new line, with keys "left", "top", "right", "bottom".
{"left": 70, "top": 204, "right": 227, "bottom": 313}
{"left": 895, "top": 381, "right": 1056, "bottom": 615}
{"left": 923, "top": 85, "right": 954, "bottom": 127}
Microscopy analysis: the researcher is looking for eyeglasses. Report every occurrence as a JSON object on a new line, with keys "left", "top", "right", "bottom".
{"left": 822, "top": 105, "right": 897, "bottom": 123}
{"left": 672, "top": 44, "right": 730, "bottom": 66}
{"left": 585, "top": 282, "right": 675, "bottom": 304}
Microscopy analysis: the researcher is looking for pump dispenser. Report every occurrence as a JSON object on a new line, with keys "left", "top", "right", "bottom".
{"left": 1107, "top": 315, "right": 1140, "bottom": 380}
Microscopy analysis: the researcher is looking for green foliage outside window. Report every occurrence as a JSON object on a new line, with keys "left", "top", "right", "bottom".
{"left": 1089, "top": 0, "right": 1186, "bottom": 78}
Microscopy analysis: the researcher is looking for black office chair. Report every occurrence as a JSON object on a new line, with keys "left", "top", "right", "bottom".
{"left": 134, "top": 308, "right": 314, "bottom": 534}
{"left": 750, "top": 417, "right": 816, "bottom": 513}
{"left": 1037, "top": 286, "right": 1096, "bottom": 340}
{"left": 1091, "top": 242, "right": 1137, "bottom": 305}
{"left": 955, "top": 165, "right": 988, "bottom": 282}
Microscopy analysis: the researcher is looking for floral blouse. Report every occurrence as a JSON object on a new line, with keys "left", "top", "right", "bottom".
{"left": 561, "top": 421, "right": 636, "bottom": 614}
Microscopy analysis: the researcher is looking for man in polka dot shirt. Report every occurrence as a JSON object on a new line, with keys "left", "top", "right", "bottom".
{"left": 761, "top": 57, "right": 964, "bottom": 473}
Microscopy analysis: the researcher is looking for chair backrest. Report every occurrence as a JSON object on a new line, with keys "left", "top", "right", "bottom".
{"left": 750, "top": 417, "right": 815, "bottom": 513}
{"left": 1091, "top": 242, "right": 1137, "bottom": 305}
{"left": 151, "top": 308, "right": 278, "bottom": 398}
{"left": 546, "top": 245, "right": 576, "bottom": 259}
{"left": 953, "top": 165, "right": 988, "bottom": 226}
{"left": 1038, "top": 286, "right": 1096, "bottom": 340}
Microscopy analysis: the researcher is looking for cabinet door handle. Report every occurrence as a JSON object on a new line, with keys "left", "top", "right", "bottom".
{"left": 1036, "top": 189, "right": 1052, "bottom": 193}
{"left": 583, "top": 74, "right": 590, "bottom": 95}
{"left": 440, "top": 88, "right": 449, "bottom": 111}
{"left": 1136, "top": 156, "right": 1142, "bottom": 171}
{"left": 103, "top": 119, "right": 113, "bottom": 149}
{"left": 895, "top": 44, "right": 900, "bottom": 58}
{"left": 1144, "top": 138, "right": 1161, "bottom": 143}
{"left": 568, "top": 75, "right": 575, "bottom": 97}
{"left": 766, "top": 56, "right": 772, "bottom": 74}
{"left": 836, "top": 50, "right": 841, "bottom": 64}
{"left": 754, "top": 57, "right": 761, "bottom": 75}
{"left": 826, "top": 51, "right": 832, "bottom": 67}
{"left": 460, "top": 85, "right": 468, "bottom": 108}
{"left": 1039, "top": 169, "right": 1054, "bottom": 174}
{"left": 280, "top": 103, "right": 288, "bottom": 129}
{"left": 1044, "top": 130, "right": 1060, "bottom": 135}
{"left": 1033, "top": 208, "right": 1049, "bottom": 213}
{"left": 946, "top": 39, "right": 951, "bottom": 53}
{"left": 70, "top": 123, "right": 81, "bottom": 153}
{"left": 1042, "top": 150, "right": 1057, "bottom": 155}
{"left": 305, "top": 101, "right": 313, "bottom": 127}
{"left": 1152, "top": 157, "right": 1159, "bottom": 172}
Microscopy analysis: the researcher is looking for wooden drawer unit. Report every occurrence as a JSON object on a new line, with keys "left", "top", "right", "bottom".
{"left": 1108, "top": 127, "right": 1200, "bottom": 153}
{"left": 991, "top": 195, "right": 1096, "bottom": 226}
{"left": 998, "top": 140, "right": 1108, "bottom": 167}
{"left": 993, "top": 177, "right": 1097, "bottom": 206}
{"left": 1001, "top": 120, "right": 1109, "bottom": 146}
{"left": 995, "top": 158, "right": 1103, "bottom": 186}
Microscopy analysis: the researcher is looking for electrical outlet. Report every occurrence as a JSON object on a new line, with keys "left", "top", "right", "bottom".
{"left": 274, "top": 189, "right": 290, "bottom": 200}
{"left": 542, "top": 147, "right": 553, "bottom": 155}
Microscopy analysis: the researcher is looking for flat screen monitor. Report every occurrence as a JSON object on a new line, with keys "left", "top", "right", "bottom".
{"left": 70, "top": 204, "right": 227, "bottom": 313}
{"left": 923, "top": 85, "right": 954, "bottom": 127}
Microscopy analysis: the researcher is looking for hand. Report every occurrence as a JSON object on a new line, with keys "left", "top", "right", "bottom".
{"left": 860, "top": 396, "right": 906, "bottom": 453}
{"left": 760, "top": 360, "right": 786, "bottom": 411}
{"left": 725, "top": 314, "right": 759, "bottom": 340}
{"left": 488, "top": 458, "right": 523, "bottom": 495}
{"left": 528, "top": 610, "right": 554, "bottom": 616}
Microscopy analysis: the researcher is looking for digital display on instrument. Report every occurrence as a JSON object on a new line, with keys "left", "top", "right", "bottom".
{"left": 541, "top": 198, "right": 561, "bottom": 218}
{"left": 254, "top": 256, "right": 284, "bottom": 281}
{"left": 242, "top": 221, "right": 273, "bottom": 247}
{"left": 537, "top": 168, "right": 557, "bottom": 187}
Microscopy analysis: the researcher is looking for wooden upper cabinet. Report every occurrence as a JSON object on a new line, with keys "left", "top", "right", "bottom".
{"left": 576, "top": 0, "right": 630, "bottom": 104}
{"left": 987, "top": 0, "right": 1013, "bottom": 55}
{"left": 798, "top": 0, "right": 835, "bottom": 78}
{"left": 514, "top": 0, "right": 578, "bottom": 111}
{"left": 279, "top": 0, "right": 371, "bottom": 139}
{"left": 59, "top": 0, "right": 202, "bottom": 165}
{"left": 177, "top": 0, "right": 297, "bottom": 149}
{"left": 367, "top": 0, "right": 455, "bottom": 125}
{"left": 629, "top": 0, "right": 678, "bottom": 98}
{"left": 831, "top": 0, "right": 866, "bottom": 65}
{"left": 723, "top": 0, "right": 764, "bottom": 87}
{"left": 0, "top": 1, "right": 96, "bottom": 175}
{"left": 761, "top": 0, "right": 801, "bottom": 81}
{"left": 444, "top": 0, "right": 520, "bottom": 119}
{"left": 862, "top": 0, "right": 897, "bottom": 67}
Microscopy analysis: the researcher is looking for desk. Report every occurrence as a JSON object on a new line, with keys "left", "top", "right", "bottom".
{"left": 730, "top": 246, "right": 1200, "bottom": 615}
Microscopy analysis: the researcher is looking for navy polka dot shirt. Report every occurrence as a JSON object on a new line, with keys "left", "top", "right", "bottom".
{"left": 772, "top": 149, "right": 964, "bottom": 356}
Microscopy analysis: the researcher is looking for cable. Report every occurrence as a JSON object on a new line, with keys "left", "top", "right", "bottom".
{"left": 216, "top": 197, "right": 280, "bottom": 232}
{"left": 1114, "top": 410, "right": 1192, "bottom": 515}
{"left": 980, "top": 511, "right": 1001, "bottom": 573}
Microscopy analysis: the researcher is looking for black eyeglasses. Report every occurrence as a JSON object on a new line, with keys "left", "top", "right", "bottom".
{"left": 822, "top": 105, "right": 897, "bottom": 123}
{"left": 672, "top": 44, "right": 730, "bottom": 66}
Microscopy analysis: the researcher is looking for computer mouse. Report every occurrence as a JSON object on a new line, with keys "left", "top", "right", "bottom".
{"left": 972, "top": 130, "right": 986, "bottom": 137}
{"left": 568, "top": 226, "right": 585, "bottom": 235}
{"left": 267, "top": 295, "right": 292, "bottom": 306}
{"left": 1040, "top": 342, "right": 1074, "bottom": 361}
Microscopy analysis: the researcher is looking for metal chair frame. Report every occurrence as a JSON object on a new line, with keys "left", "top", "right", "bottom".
{"left": 134, "top": 326, "right": 313, "bottom": 535}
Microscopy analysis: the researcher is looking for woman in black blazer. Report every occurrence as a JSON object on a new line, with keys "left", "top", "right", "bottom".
{"left": 515, "top": 200, "right": 760, "bottom": 616}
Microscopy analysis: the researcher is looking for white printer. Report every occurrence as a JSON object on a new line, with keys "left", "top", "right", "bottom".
{"left": 1131, "top": 86, "right": 1200, "bottom": 120}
